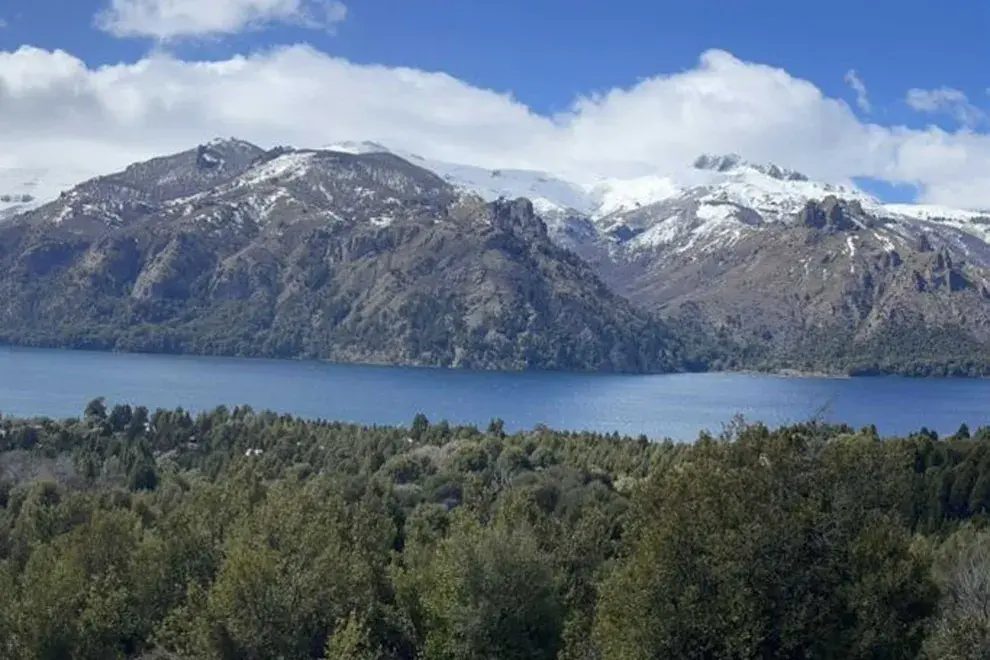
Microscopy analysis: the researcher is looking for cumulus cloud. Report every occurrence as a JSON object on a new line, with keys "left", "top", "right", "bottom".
{"left": 906, "top": 87, "right": 984, "bottom": 128}
{"left": 844, "top": 69, "right": 871, "bottom": 113}
{"left": 96, "top": 0, "right": 348, "bottom": 40}
{"left": 5, "top": 44, "right": 990, "bottom": 207}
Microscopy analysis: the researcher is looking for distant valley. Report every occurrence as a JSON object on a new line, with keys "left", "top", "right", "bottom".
{"left": 3, "top": 139, "right": 990, "bottom": 375}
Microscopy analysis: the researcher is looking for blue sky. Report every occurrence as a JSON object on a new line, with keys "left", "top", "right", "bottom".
{"left": 2, "top": 0, "right": 990, "bottom": 206}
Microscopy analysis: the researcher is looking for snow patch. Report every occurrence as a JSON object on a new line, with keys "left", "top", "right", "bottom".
{"left": 633, "top": 214, "right": 687, "bottom": 248}
{"left": 589, "top": 175, "right": 680, "bottom": 216}
{"left": 256, "top": 189, "right": 292, "bottom": 218}
{"left": 531, "top": 197, "right": 566, "bottom": 217}
{"left": 238, "top": 152, "right": 316, "bottom": 187}
{"left": 52, "top": 203, "right": 74, "bottom": 225}
{"left": 324, "top": 140, "right": 391, "bottom": 155}
{"left": 872, "top": 230, "right": 897, "bottom": 253}
{"left": 199, "top": 151, "right": 224, "bottom": 168}
{"left": 696, "top": 202, "right": 738, "bottom": 223}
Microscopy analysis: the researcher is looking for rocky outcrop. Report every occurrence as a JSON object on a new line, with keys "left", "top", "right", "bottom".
{"left": 798, "top": 196, "right": 868, "bottom": 233}
{"left": 0, "top": 143, "right": 692, "bottom": 374}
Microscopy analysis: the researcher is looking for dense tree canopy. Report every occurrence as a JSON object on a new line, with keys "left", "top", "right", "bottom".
{"left": 0, "top": 402, "right": 988, "bottom": 658}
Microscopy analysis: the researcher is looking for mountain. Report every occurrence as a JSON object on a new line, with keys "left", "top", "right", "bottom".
{"left": 9, "top": 138, "right": 990, "bottom": 376}
{"left": 359, "top": 145, "right": 990, "bottom": 375}
{"left": 0, "top": 140, "right": 692, "bottom": 373}
{"left": 324, "top": 140, "right": 681, "bottom": 220}
{"left": 580, "top": 159, "right": 990, "bottom": 375}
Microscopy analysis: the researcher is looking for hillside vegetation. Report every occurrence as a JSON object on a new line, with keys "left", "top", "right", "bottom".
{"left": 0, "top": 402, "right": 989, "bottom": 658}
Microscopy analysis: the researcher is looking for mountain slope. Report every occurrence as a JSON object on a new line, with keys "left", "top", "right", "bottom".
{"left": 379, "top": 147, "right": 990, "bottom": 375}
{"left": 11, "top": 139, "right": 990, "bottom": 375}
{"left": 575, "top": 167, "right": 990, "bottom": 375}
{"left": 0, "top": 141, "right": 690, "bottom": 373}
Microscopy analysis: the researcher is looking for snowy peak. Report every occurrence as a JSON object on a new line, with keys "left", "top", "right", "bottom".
{"left": 323, "top": 140, "right": 392, "bottom": 155}
{"left": 323, "top": 141, "right": 598, "bottom": 218}
{"left": 317, "top": 145, "right": 840, "bottom": 226}
{"left": 205, "top": 137, "right": 262, "bottom": 151}
{"left": 693, "top": 153, "right": 809, "bottom": 182}
{"left": 11, "top": 137, "right": 990, "bottom": 259}
{"left": 156, "top": 146, "right": 458, "bottom": 236}
{"left": 586, "top": 176, "right": 682, "bottom": 217}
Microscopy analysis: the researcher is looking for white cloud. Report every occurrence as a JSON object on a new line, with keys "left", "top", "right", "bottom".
{"left": 906, "top": 87, "right": 984, "bottom": 128}
{"left": 6, "top": 44, "right": 990, "bottom": 207}
{"left": 96, "top": 0, "right": 347, "bottom": 40}
{"left": 844, "top": 69, "right": 871, "bottom": 113}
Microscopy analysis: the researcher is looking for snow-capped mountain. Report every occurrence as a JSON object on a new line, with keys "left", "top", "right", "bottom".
{"left": 0, "top": 166, "right": 97, "bottom": 221}
{"left": 325, "top": 140, "right": 701, "bottom": 221}
{"left": 321, "top": 142, "right": 990, "bottom": 373}
{"left": 577, "top": 154, "right": 990, "bottom": 262}
{"left": 11, "top": 137, "right": 990, "bottom": 374}
{"left": 323, "top": 142, "right": 990, "bottom": 246}
{"left": 324, "top": 140, "right": 597, "bottom": 220}
{"left": 0, "top": 139, "right": 681, "bottom": 374}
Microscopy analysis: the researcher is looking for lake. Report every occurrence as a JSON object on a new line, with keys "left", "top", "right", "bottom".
{"left": 1, "top": 345, "right": 987, "bottom": 441}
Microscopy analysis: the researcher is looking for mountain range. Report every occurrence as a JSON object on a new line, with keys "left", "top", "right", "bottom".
{"left": 3, "top": 138, "right": 990, "bottom": 375}
{"left": 0, "top": 140, "right": 690, "bottom": 373}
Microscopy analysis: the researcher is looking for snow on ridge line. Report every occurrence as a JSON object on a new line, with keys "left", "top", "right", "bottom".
{"left": 320, "top": 143, "right": 930, "bottom": 224}
{"left": 323, "top": 141, "right": 391, "bottom": 155}
{"left": 695, "top": 202, "right": 739, "bottom": 223}
{"left": 588, "top": 175, "right": 681, "bottom": 216}
{"left": 10, "top": 140, "right": 990, "bottom": 235}
{"left": 325, "top": 142, "right": 598, "bottom": 214}
{"left": 237, "top": 151, "right": 317, "bottom": 187}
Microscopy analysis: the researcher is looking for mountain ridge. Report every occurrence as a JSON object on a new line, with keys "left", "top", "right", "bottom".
{"left": 321, "top": 141, "right": 990, "bottom": 375}
{"left": 6, "top": 138, "right": 990, "bottom": 375}
{"left": 0, "top": 140, "right": 702, "bottom": 374}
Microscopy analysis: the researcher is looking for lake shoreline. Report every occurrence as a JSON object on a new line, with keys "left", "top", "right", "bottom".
{"left": 3, "top": 339, "right": 985, "bottom": 380}
{"left": 2, "top": 344, "right": 989, "bottom": 441}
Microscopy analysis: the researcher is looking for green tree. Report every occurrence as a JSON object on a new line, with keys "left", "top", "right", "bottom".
{"left": 411, "top": 413, "right": 430, "bottom": 441}
{"left": 324, "top": 611, "right": 381, "bottom": 660}
{"left": 84, "top": 397, "right": 108, "bottom": 423}
{"left": 924, "top": 525, "right": 990, "bottom": 659}
{"left": 128, "top": 460, "right": 159, "bottom": 492}
{"left": 594, "top": 431, "right": 936, "bottom": 659}
{"left": 413, "top": 515, "right": 563, "bottom": 660}
{"left": 487, "top": 417, "right": 506, "bottom": 438}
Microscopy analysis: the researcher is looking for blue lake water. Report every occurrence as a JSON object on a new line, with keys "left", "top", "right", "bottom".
{"left": 1, "top": 345, "right": 988, "bottom": 441}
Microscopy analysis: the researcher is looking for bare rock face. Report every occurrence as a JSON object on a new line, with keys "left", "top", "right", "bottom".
{"left": 532, "top": 155, "right": 990, "bottom": 375}
{"left": 488, "top": 198, "right": 548, "bottom": 242}
{"left": 9, "top": 140, "right": 990, "bottom": 376}
{"left": 426, "top": 148, "right": 990, "bottom": 375}
{"left": 798, "top": 196, "right": 868, "bottom": 233}
{"left": 0, "top": 142, "right": 690, "bottom": 373}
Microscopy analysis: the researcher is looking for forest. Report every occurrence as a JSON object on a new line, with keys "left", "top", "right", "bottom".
{"left": 0, "top": 401, "right": 989, "bottom": 659}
